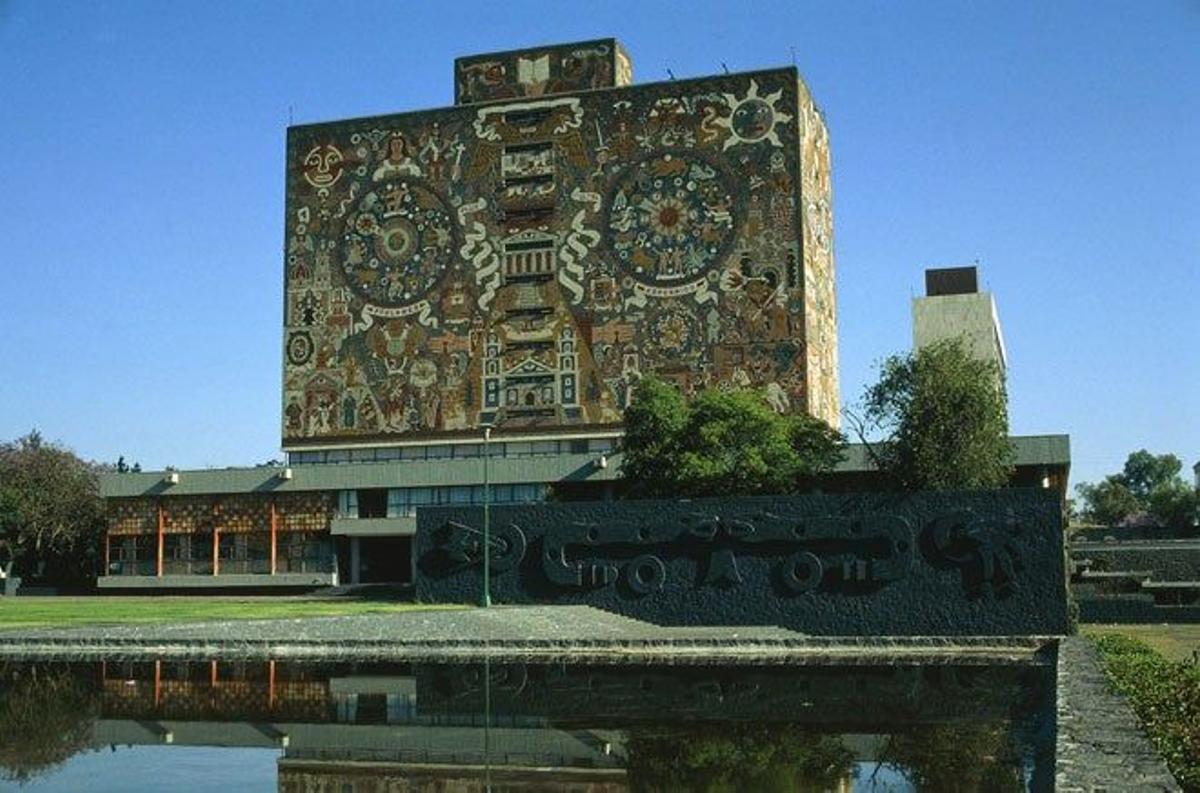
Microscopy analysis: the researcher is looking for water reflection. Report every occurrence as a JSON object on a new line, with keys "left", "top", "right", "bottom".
{"left": 0, "top": 655, "right": 1055, "bottom": 791}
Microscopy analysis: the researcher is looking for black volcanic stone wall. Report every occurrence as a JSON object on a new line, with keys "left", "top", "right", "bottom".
{"left": 415, "top": 489, "right": 1069, "bottom": 636}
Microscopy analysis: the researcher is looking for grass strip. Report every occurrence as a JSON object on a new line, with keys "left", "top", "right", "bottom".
{"left": 0, "top": 597, "right": 463, "bottom": 631}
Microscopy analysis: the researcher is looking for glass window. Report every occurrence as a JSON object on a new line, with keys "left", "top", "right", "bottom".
{"left": 401, "top": 446, "right": 426, "bottom": 461}
{"left": 351, "top": 449, "right": 376, "bottom": 462}
{"left": 449, "top": 487, "right": 471, "bottom": 504}
{"left": 531, "top": 441, "right": 558, "bottom": 456}
{"left": 327, "top": 450, "right": 350, "bottom": 464}
{"left": 454, "top": 443, "right": 482, "bottom": 458}
{"left": 426, "top": 445, "right": 452, "bottom": 460}
{"left": 568, "top": 439, "right": 589, "bottom": 454}
{"left": 409, "top": 487, "right": 434, "bottom": 506}
{"left": 387, "top": 489, "right": 409, "bottom": 517}
{"left": 338, "top": 490, "right": 358, "bottom": 518}
{"left": 505, "top": 442, "right": 532, "bottom": 456}
{"left": 376, "top": 447, "right": 401, "bottom": 461}
{"left": 589, "top": 438, "right": 615, "bottom": 453}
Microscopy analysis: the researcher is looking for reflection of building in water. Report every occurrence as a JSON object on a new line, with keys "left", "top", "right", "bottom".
{"left": 27, "top": 658, "right": 1052, "bottom": 791}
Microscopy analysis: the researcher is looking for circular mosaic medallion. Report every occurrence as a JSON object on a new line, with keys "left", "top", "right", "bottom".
{"left": 286, "top": 330, "right": 314, "bottom": 366}
{"left": 605, "top": 151, "right": 738, "bottom": 286}
{"left": 341, "top": 180, "right": 457, "bottom": 308}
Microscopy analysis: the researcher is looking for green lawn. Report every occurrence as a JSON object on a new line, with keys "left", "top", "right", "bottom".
{"left": 0, "top": 596, "right": 464, "bottom": 631}
{"left": 1081, "top": 623, "right": 1200, "bottom": 663}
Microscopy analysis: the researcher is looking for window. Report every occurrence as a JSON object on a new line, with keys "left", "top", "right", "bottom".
{"left": 409, "top": 487, "right": 434, "bottom": 506}
{"left": 357, "top": 489, "right": 387, "bottom": 519}
{"left": 338, "top": 490, "right": 358, "bottom": 518}
{"left": 454, "top": 443, "right": 482, "bottom": 458}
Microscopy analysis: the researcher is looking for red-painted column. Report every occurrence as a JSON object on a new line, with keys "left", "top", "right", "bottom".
{"left": 156, "top": 502, "right": 165, "bottom": 577}
{"left": 212, "top": 529, "right": 220, "bottom": 576}
{"left": 269, "top": 500, "right": 278, "bottom": 576}
{"left": 154, "top": 660, "right": 162, "bottom": 708}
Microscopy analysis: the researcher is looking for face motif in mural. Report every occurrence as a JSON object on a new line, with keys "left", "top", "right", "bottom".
{"left": 717, "top": 80, "right": 793, "bottom": 150}
{"left": 605, "top": 151, "right": 738, "bottom": 286}
{"left": 302, "top": 145, "right": 345, "bottom": 189}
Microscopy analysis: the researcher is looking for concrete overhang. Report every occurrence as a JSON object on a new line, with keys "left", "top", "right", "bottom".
{"left": 331, "top": 516, "right": 416, "bottom": 537}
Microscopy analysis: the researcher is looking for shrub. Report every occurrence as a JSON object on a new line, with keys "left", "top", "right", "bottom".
{"left": 1093, "top": 634, "right": 1200, "bottom": 790}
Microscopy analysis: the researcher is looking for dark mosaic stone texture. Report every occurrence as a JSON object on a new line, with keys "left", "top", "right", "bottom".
{"left": 416, "top": 489, "right": 1070, "bottom": 636}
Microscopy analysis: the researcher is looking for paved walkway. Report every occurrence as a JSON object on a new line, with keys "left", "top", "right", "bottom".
{"left": 1055, "top": 636, "right": 1181, "bottom": 791}
{"left": 0, "top": 605, "right": 1051, "bottom": 664}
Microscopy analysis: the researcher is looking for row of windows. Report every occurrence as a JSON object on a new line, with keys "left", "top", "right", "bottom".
{"left": 290, "top": 438, "right": 616, "bottom": 466}
{"left": 339, "top": 484, "right": 547, "bottom": 519}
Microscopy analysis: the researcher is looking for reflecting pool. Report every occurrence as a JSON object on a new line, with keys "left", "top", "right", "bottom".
{"left": 0, "top": 656, "right": 1056, "bottom": 791}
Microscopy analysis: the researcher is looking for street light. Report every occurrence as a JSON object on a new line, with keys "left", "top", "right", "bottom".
{"left": 481, "top": 423, "right": 493, "bottom": 608}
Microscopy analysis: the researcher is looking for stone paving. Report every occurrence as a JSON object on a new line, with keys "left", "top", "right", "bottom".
{"left": 1055, "top": 636, "right": 1181, "bottom": 792}
{"left": 0, "top": 604, "right": 1050, "bottom": 664}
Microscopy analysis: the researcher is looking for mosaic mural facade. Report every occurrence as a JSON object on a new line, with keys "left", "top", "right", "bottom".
{"left": 454, "top": 38, "right": 632, "bottom": 104}
{"left": 283, "top": 44, "right": 839, "bottom": 448}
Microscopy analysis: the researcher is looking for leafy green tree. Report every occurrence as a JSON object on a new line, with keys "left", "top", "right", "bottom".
{"left": 852, "top": 339, "right": 1013, "bottom": 490}
{"left": 1074, "top": 477, "right": 1142, "bottom": 526}
{"left": 1119, "top": 450, "right": 1183, "bottom": 503}
{"left": 1074, "top": 450, "right": 1198, "bottom": 529}
{"left": 0, "top": 431, "right": 106, "bottom": 584}
{"left": 1147, "top": 479, "right": 1199, "bottom": 530}
{"left": 620, "top": 377, "right": 844, "bottom": 499}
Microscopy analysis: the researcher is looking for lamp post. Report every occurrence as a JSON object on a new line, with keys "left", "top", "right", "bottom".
{"left": 481, "top": 424, "right": 492, "bottom": 608}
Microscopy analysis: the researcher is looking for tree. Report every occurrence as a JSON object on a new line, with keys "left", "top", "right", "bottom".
{"left": 851, "top": 339, "right": 1013, "bottom": 490}
{"left": 620, "top": 377, "right": 844, "bottom": 499}
{"left": 1119, "top": 450, "right": 1183, "bottom": 503}
{"left": 0, "top": 431, "right": 106, "bottom": 584}
{"left": 1074, "top": 449, "right": 1198, "bottom": 529}
{"left": 1074, "top": 477, "right": 1141, "bottom": 526}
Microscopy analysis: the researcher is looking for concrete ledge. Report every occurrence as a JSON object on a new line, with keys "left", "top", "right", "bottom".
{"left": 1055, "top": 636, "right": 1181, "bottom": 791}
{"left": 97, "top": 573, "right": 336, "bottom": 589}
{"left": 0, "top": 634, "right": 1057, "bottom": 664}
{"left": 332, "top": 516, "right": 416, "bottom": 536}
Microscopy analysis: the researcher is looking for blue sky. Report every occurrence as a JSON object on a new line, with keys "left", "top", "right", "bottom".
{"left": 0, "top": 1, "right": 1196, "bottom": 488}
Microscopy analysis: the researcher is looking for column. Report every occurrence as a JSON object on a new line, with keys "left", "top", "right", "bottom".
{"left": 156, "top": 502, "right": 165, "bottom": 577}
{"left": 212, "top": 529, "right": 220, "bottom": 576}
{"left": 350, "top": 537, "right": 361, "bottom": 586}
{"left": 269, "top": 500, "right": 278, "bottom": 575}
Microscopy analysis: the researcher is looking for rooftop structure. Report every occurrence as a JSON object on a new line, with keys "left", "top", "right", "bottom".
{"left": 912, "top": 265, "right": 1007, "bottom": 382}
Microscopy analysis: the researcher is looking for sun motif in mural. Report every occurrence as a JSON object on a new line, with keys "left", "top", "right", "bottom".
{"left": 340, "top": 180, "right": 458, "bottom": 308}
{"left": 716, "top": 80, "right": 793, "bottom": 150}
{"left": 605, "top": 151, "right": 738, "bottom": 286}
